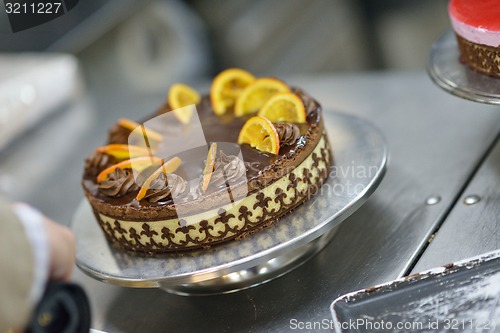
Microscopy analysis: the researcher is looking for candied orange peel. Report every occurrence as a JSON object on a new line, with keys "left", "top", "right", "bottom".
{"left": 96, "top": 144, "right": 154, "bottom": 160}
{"left": 118, "top": 118, "right": 164, "bottom": 142}
{"left": 201, "top": 143, "right": 218, "bottom": 192}
{"left": 97, "top": 156, "right": 163, "bottom": 183}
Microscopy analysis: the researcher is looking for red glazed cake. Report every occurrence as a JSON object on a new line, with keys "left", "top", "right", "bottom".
{"left": 82, "top": 69, "right": 332, "bottom": 254}
{"left": 448, "top": 0, "right": 500, "bottom": 77}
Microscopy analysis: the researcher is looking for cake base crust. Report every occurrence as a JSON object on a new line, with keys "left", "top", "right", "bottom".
{"left": 455, "top": 34, "right": 500, "bottom": 78}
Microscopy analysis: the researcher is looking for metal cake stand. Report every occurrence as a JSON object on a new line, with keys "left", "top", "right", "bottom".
{"left": 72, "top": 111, "right": 388, "bottom": 295}
{"left": 428, "top": 30, "right": 500, "bottom": 105}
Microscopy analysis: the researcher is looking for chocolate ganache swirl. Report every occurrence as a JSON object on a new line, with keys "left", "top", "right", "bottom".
{"left": 275, "top": 123, "right": 300, "bottom": 146}
{"left": 293, "top": 88, "right": 318, "bottom": 116}
{"left": 143, "top": 173, "right": 188, "bottom": 203}
{"left": 209, "top": 152, "right": 247, "bottom": 189}
{"left": 99, "top": 168, "right": 139, "bottom": 197}
{"left": 85, "top": 152, "right": 117, "bottom": 177}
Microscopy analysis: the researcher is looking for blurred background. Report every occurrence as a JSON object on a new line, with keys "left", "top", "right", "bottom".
{"left": 0, "top": 0, "right": 450, "bottom": 86}
{"left": 0, "top": 0, "right": 451, "bottom": 222}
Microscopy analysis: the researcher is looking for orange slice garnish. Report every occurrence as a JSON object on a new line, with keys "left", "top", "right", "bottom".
{"left": 258, "top": 92, "right": 306, "bottom": 123}
{"left": 234, "top": 78, "right": 290, "bottom": 117}
{"left": 136, "top": 156, "right": 183, "bottom": 201}
{"left": 167, "top": 83, "right": 200, "bottom": 124}
{"left": 97, "top": 156, "right": 163, "bottom": 183}
{"left": 96, "top": 144, "right": 154, "bottom": 160}
{"left": 238, "top": 116, "right": 280, "bottom": 155}
{"left": 201, "top": 143, "right": 217, "bottom": 192}
{"left": 118, "top": 118, "right": 164, "bottom": 142}
{"left": 210, "top": 68, "right": 256, "bottom": 115}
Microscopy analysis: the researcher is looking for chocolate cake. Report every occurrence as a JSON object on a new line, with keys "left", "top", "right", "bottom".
{"left": 448, "top": 0, "right": 500, "bottom": 78}
{"left": 82, "top": 72, "right": 332, "bottom": 254}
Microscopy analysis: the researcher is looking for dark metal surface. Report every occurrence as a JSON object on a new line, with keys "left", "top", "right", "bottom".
{"left": 411, "top": 137, "right": 500, "bottom": 273}
{"left": 331, "top": 250, "right": 500, "bottom": 333}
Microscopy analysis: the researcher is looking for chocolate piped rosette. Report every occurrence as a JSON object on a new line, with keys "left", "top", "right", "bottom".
{"left": 82, "top": 69, "right": 332, "bottom": 254}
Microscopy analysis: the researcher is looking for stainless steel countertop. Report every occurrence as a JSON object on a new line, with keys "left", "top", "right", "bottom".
{"left": 412, "top": 137, "right": 500, "bottom": 273}
{"left": 1, "top": 70, "right": 499, "bottom": 332}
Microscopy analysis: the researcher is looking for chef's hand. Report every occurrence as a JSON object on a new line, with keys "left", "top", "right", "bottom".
{"left": 13, "top": 202, "right": 76, "bottom": 286}
{"left": 43, "top": 216, "right": 75, "bottom": 281}
{"left": 10, "top": 203, "right": 76, "bottom": 333}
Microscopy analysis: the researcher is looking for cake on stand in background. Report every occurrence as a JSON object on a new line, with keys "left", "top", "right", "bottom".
{"left": 448, "top": 0, "right": 500, "bottom": 78}
{"left": 427, "top": 0, "right": 500, "bottom": 105}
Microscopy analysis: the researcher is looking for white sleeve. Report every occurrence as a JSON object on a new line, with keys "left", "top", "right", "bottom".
{"left": 12, "top": 203, "right": 49, "bottom": 306}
